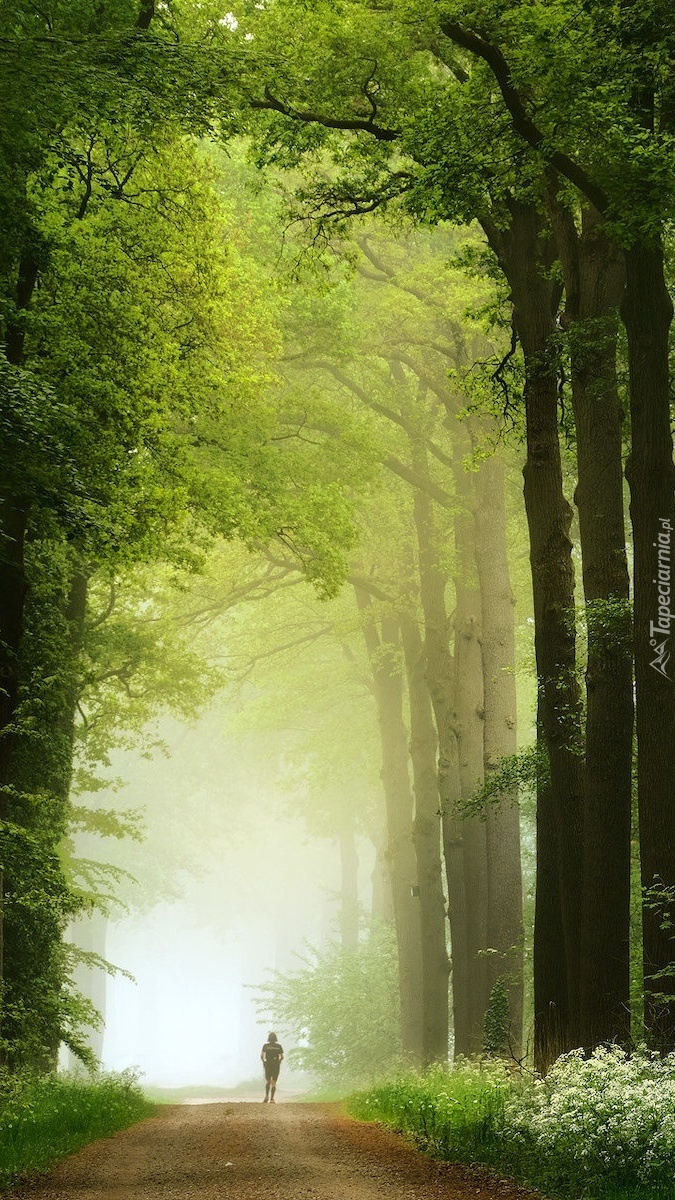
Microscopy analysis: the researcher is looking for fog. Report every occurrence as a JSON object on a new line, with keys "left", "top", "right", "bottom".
{"left": 69, "top": 691, "right": 377, "bottom": 1091}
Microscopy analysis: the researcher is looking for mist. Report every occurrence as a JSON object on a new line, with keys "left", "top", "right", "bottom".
{"left": 67, "top": 693, "right": 378, "bottom": 1091}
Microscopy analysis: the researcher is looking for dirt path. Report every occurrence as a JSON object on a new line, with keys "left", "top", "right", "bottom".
{"left": 14, "top": 1103, "right": 546, "bottom": 1200}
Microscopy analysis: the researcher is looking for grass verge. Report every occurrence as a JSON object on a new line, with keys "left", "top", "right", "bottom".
{"left": 0, "top": 1071, "right": 154, "bottom": 1189}
{"left": 348, "top": 1048, "right": 675, "bottom": 1200}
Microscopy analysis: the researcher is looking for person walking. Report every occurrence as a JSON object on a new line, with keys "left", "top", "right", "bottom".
{"left": 260, "top": 1031, "right": 284, "bottom": 1103}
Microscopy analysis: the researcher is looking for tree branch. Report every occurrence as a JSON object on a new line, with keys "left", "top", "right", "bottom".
{"left": 87, "top": 580, "right": 117, "bottom": 631}
{"left": 384, "top": 455, "right": 453, "bottom": 508}
{"left": 440, "top": 22, "right": 609, "bottom": 214}
{"left": 251, "top": 87, "right": 399, "bottom": 142}
{"left": 347, "top": 573, "right": 395, "bottom": 602}
{"left": 357, "top": 235, "right": 448, "bottom": 312}
{"left": 136, "top": 0, "right": 155, "bottom": 31}
{"left": 385, "top": 350, "right": 455, "bottom": 409}
{"left": 227, "top": 627, "right": 332, "bottom": 683}
{"left": 293, "top": 358, "right": 455, "bottom": 472}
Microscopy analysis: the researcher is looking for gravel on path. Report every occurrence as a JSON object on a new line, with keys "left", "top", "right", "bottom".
{"left": 12, "top": 1102, "right": 548, "bottom": 1200}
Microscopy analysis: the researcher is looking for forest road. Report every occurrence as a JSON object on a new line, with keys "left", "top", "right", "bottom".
{"left": 13, "top": 1102, "right": 545, "bottom": 1200}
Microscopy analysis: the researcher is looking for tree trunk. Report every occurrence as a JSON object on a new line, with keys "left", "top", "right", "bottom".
{"left": 0, "top": 493, "right": 29, "bottom": 814}
{"left": 533, "top": 755, "right": 569, "bottom": 1064}
{"left": 0, "top": 254, "right": 39, "bottom": 995}
{"left": 339, "top": 819, "right": 359, "bottom": 950}
{"left": 410, "top": 464, "right": 471, "bottom": 1057}
{"left": 2, "top": 549, "right": 89, "bottom": 1070}
{"left": 474, "top": 453, "right": 524, "bottom": 1057}
{"left": 452, "top": 445, "right": 490, "bottom": 1053}
{"left": 355, "top": 587, "right": 424, "bottom": 1063}
{"left": 552, "top": 200, "right": 634, "bottom": 1049}
{"left": 485, "top": 199, "right": 585, "bottom": 1068}
{"left": 401, "top": 612, "right": 450, "bottom": 1063}
{"left": 621, "top": 237, "right": 675, "bottom": 1050}
{"left": 371, "top": 828, "right": 395, "bottom": 926}
{"left": 0, "top": 252, "right": 38, "bottom": 781}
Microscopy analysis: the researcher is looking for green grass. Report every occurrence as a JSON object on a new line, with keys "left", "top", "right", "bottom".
{"left": 349, "top": 1063, "right": 512, "bottom": 1170}
{"left": 348, "top": 1049, "right": 675, "bottom": 1200}
{"left": 0, "top": 1071, "right": 155, "bottom": 1188}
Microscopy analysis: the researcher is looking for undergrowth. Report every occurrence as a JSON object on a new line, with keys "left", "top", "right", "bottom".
{"left": 0, "top": 1070, "right": 154, "bottom": 1188}
{"left": 348, "top": 1046, "right": 675, "bottom": 1200}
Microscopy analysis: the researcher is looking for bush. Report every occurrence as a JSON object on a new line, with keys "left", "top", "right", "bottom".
{"left": 350, "top": 1047, "right": 675, "bottom": 1199}
{"left": 253, "top": 924, "right": 402, "bottom": 1090}
{"left": 350, "top": 1061, "right": 511, "bottom": 1163}
{"left": 504, "top": 1046, "right": 675, "bottom": 1197}
{"left": 0, "top": 1071, "right": 154, "bottom": 1188}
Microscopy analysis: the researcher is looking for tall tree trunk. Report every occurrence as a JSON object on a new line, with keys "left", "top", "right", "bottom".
{"left": 452, "top": 444, "right": 490, "bottom": 1053}
{"left": 552, "top": 200, "right": 634, "bottom": 1049}
{"left": 355, "top": 587, "right": 424, "bottom": 1063}
{"left": 621, "top": 238, "right": 675, "bottom": 1050}
{"left": 0, "top": 254, "right": 39, "bottom": 996}
{"left": 339, "top": 819, "right": 359, "bottom": 950}
{"left": 371, "top": 828, "right": 395, "bottom": 926}
{"left": 401, "top": 612, "right": 449, "bottom": 1063}
{"left": 0, "top": 252, "right": 38, "bottom": 776}
{"left": 533, "top": 751, "right": 569, "bottom": 1063}
{"left": 410, "top": 460, "right": 470, "bottom": 1057}
{"left": 474, "top": 453, "right": 524, "bottom": 1057}
{"left": 3, "top": 549, "right": 88, "bottom": 1070}
{"left": 0, "top": 494, "right": 29, "bottom": 808}
{"left": 485, "top": 200, "right": 585, "bottom": 1069}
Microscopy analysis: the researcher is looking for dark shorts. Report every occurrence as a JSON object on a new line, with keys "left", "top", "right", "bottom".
{"left": 264, "top": 1063, "right": 281, "bottom": 1082}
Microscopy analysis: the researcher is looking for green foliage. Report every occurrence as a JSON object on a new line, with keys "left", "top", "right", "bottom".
{"left": 482, "top": 978, "right": 511, "bottom": 1058}
{"left": 0, "top": 104, "right": 367, "bottom": 1072}
{"left": 352, "top": 1048, "right": 675, "bottom": 1199}
{"left": 641, "top": 879, "right": 675, "bottom": 1010}
{"left": 0, "top": 1071, "right": 153, "bottom": 1189}
{"left": 584, "top": 595, "right": 634, "bottom": 657}
{"left": 253, "top": 925, "right": 402, "bottom": 1089}
{"left": 460, "top": 742, "right": 546, "bottom": 819}
{"left": 349, "top": 1061, "right": 512, "bottom": 1163}
{"left": 1, "top": 539, "right": 86, "bottom": 1073}
{"left": 505, "top": 1046, "right": 675, "bottom": 1199}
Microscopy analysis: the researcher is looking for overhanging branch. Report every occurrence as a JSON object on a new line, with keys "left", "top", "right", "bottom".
{"left": 440, "top": 22, "right": 609, "bottom": 215}
{"left": 384, "top": 455, "right": 453, "bottom": 508}
{"left": 251, "top": 87, "right": 399, "bottom": 142}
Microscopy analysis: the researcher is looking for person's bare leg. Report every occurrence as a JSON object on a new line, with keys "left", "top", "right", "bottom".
{"left": 263, "top": 1080, "right": 270, "bottom": 1103}
{"left": 270, "top": 1083, "right": 276, "bottom": 1103}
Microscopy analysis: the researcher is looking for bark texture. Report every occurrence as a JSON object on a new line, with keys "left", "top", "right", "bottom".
{"left": 411, "top": 462, "right": 470, "bottom": 1056}
{"left": 622, "top": 238, "right": 675, "bottom": 1050}
{"left": 0, "top": 252, "right": 39, "bottom": 1011}
{"left": 339, "top": 820, "right": 359, "bottom": 951}
{"left": 484, "top": 200, "right": 584, "bottom": 1069}
{"left": 371, "top": 829, "right": 395, "bottom": 926}
{"left": 355, "top": 588, "right": 424, "bottom": 1063}
{"left": 474, "top": 454, "right": 524, "bottom": 1057}
{"left": 552, "top": 200, "right": 633, "bottom": 1049}
{"left": 401, "top": 612, "right": 450, "bottom": 1063}
{"left": 452, "top": 447, "right": 490, "bottom": 1053}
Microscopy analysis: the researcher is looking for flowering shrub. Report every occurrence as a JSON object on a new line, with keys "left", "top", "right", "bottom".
{"left": 505, "top": 1046, "right": 675, "bottom": 1195}
{"left": 350, "top": 1047, "right": 675, "bottom": 1199}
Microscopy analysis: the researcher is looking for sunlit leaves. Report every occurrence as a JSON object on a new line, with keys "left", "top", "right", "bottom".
{"left": 254, "top": 925, "right": 402, "bottom": 1087}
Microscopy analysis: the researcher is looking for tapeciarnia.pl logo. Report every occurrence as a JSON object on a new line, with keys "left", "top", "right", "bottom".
{"left": 650, "top": 517, "right": 673, "bottom": 680}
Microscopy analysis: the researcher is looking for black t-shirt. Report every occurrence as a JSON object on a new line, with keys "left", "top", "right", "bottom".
{"left": 262, "top": 1041, "right": 284, "bottom": 1066}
